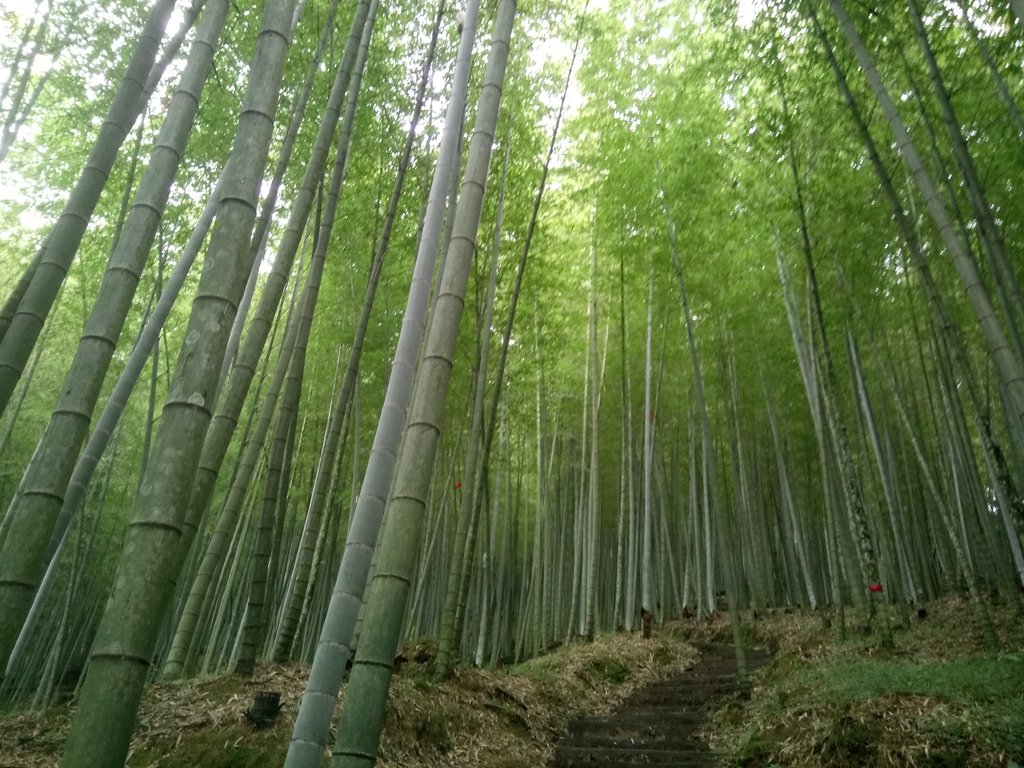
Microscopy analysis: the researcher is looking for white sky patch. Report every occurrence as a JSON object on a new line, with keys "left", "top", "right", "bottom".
{"left": 526, "top": 0, "right": 770, "bottom": 139}
{"left": 524, "top": 17, "right": 585, "bottom": 169}
{"left": 0, "top": 0, "right": 199, "bottom": 231}
{"left": 737, "top": 0, "right": 767, "bottom": 29}
{"left": 0, "top": 1, "right": 34, "bottom": 21}
{"left": 0, "top": 1, "right": 52, "bottom": 228}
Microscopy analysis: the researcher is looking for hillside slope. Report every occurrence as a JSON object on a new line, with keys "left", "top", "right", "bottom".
{"left": 1, "top": 596, "right": 1021, "bottom": 767}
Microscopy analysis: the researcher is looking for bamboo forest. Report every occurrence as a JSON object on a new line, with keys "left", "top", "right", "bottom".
{"left": 0, "top": 0, "right": 1022, "bottom": 766}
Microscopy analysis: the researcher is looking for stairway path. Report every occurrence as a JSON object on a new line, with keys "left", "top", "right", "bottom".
{"left": 551, "top": 643, "right": 771, "bottom": 768}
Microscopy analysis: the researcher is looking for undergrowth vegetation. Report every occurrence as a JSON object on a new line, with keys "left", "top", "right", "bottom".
{"left": 705, "top": 596, "right": 1024, "bottom": 767}
{"left": 1, "top": 595, "right": 1020, "bottom": 767}
{"left": 0, "top": 633, "right": 694, "bottom": 768}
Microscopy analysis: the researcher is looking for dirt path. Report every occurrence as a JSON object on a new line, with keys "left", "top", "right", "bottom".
{"left": 552, "top": 642, "right": 771, "bottom": 767}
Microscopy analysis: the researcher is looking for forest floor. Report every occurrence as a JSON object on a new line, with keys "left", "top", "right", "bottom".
{"left": 1, "top": 594, "right": 1022, "bottom": 767}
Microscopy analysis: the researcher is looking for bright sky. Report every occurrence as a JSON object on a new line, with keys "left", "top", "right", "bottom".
{"left": 0, "top": 0, "right": 770, "bottom": 231}
{"left": 525, "top": 0, "right": 767, "bottom": 150}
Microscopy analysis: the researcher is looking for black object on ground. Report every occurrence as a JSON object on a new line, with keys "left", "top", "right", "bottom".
{"left": 244, "top": 690, "right": 282, "bottom": 729}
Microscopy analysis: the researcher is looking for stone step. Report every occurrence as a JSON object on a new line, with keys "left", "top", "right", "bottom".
{"left": 568, "top": 710, "right": 706, "bottom": 734}
{"left": 554, "top": 761, "right": 709, "bottom": 768}
{"left": 549, "top": 645, "right": 774, "bottom": 768}
{"left": 593, "top": 706, "right": 720, "bottom": 721}
{"left": 624, "top": 682, "right": 740, "bottom": 705}
{"left": 554, "top": 745, "right": 710, "bottom": 765}
{"left": 561, "top": 733, "right": 704, "bottom": 753}
{"left": 627, "top": 675, "right": 741, "bottom": 692}
{"left": 692, "top": 651, "right": 772, "bottom": 665}
{"left": 687, "top": 658, "right": 769, "bottom": 672}
{"left": 642, "top": 672, "right": 739, "bottom": 687}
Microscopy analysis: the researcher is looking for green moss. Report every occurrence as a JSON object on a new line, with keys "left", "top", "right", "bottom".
{"left": 584, "top": 656, "right": 631, "bottom": 685}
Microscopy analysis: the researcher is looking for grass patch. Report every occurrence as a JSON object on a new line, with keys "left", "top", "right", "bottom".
{"left": 760, "top": 656, "right": 1024, "bottom": 766}
{"left": 583, "top": 655, "right": 631, "bottom": 685}
{"left": 786, "top": 654, "right": 1024, "bottom": 705}
{"left": 709, "top": 597, "right": 1024, "bottom": 767}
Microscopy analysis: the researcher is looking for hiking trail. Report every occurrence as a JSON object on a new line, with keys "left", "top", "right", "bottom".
{"left": 552, "top": 642, "right": 772, "bottom": 767}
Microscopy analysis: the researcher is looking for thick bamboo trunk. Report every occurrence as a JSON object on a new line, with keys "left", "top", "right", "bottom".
{"left": 330, "top": 4, "right": 516, "bottom": 763}
{"left": 59, "top": 4, "right": 297, "bottom": 766}
{"left": 0, "top": 0, "right": 228, "bottom": 678}
{"left": 179, "top": 0, "right": 371, "bottom": 564}
{"left": 0, "top": 0, "right": 178, "bottom": 409}
{"left": 829, "top": 0, "right": 1024, "bottom": 449}
{"left": 283, "top": 3, "right": 481, "bottom": 764}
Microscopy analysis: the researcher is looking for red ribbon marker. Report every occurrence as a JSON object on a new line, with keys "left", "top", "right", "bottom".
{"left": 867, "top": 583, "right": 884, "bottom": 593}
{"left": 454, "top": 480, "right": 463, "bottom": 490}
